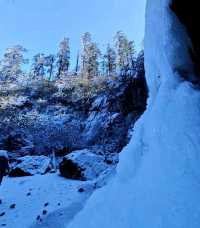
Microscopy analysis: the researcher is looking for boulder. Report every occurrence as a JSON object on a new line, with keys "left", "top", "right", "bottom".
{"left": 9, "top": 155, "right": 51, "bottom": 177}
{"left": 59, "top": 149, "right": 111, "bottom": 181}
{"left": 13, "top": 96, "right": 32, "bottom": 109}
{"left": 0, "top": 150, "right": 8, "bottom": 159}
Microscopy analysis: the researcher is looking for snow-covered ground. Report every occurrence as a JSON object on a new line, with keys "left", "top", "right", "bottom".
{"left": 0, "top": 174, "right": 93, "bottom": 228}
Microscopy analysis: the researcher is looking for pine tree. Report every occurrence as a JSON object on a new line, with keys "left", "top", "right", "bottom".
{"left": 0, "top": 45, "right": 28, "bottom": 81}
{"left": 88, "top": 42, "right": 101, "bottom": 78}
{"left": 81, "top": 32, "right": 101, "bottom": 80}
{"left": 57, "top": 37, "right": 70, "bottom": 78}
{"left": 114, "top": 31, "right": 130, "bottom": 75}
{"left": 31, "top": 53, "right": 46, "bottom": 79}
{"left": 81, "top": 32, "right": 92, "bottom": 79}
{"left": 45, "top": 54, "right": 55, "bottom": 81}
{"left": 100, "top": 55, "right": 107, "bottom": 76}
{"left": 75, "top": 51, "right": 80, "bottom": 75}
{"left": 114, "top": 31, "right": 137, "bottom": 76}
{"left": 127, "top": 41, "right": 136, "bottom": 75}
{"left": 104, "top": 44, "right": 117, "bottom": 76}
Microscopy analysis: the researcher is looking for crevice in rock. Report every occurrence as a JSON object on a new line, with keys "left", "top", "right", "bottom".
{"left": 170, "top": 0, "right": 200, "bottom": 80}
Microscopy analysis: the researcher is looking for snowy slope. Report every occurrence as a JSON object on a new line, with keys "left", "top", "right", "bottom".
{"left": 0, "top": 174, "right": 93, "bottom": 228}
{"left": 67, "top": 0, "right": 200, "bottom": 227}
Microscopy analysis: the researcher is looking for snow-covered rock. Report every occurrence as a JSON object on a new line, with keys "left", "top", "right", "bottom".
{"left": 59, "top": 149, "right": 112, "bottom": 181}
{"left": 9, "top": 156, "right": 51, "bottom": 177}
{"left": 0, "top": 150, "right": 8, "bottom": 159}
{"left": 90, "top": 95, "right": 108, "bottom": 111}
{"left": 13, "top": 96, "right": 31, "bottom": 108}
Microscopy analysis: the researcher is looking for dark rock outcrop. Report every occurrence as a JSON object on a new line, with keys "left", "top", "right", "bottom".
{"left": 170, "top": 0, "right": 200, "bottom": 80}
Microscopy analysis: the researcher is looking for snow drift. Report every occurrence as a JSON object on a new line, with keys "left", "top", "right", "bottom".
{"left": 67, "top": 0, "right": 200, "bottom": 227}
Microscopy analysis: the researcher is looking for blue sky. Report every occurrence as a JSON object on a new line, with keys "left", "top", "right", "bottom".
{"left": 0, "top": 0, "right": 146, "bottom": 67}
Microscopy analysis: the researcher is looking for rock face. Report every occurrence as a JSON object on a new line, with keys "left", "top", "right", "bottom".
{"left": 83, "top": 74, "right": 147, "bottom": 153}
{"left": 59, "top": 149, "right": 113, "bottom": 181}
{"left": 9, "top": 155, "right": 51, "bottom": 177}
{"left": 0, "top": 73, "right": 147, "bottom": 159}
{"left": 0, "top": 150, "right": 9, "bottom": 179}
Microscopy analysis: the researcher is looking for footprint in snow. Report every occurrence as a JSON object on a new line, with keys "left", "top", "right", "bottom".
{"left": 9, "top": 204, "right": 16, "bottom": 209}
{"left": 0, "top": 212, "right": 5, "bottom": 217}
{"left": 42, "top": 210, "right": 47, "bottom": 215}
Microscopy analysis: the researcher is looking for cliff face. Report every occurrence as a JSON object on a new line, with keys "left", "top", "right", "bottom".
{"left": 67, "top": 1, "right": 200, "bottom": 227}
{"left": 0, "top": 74, "right": 147, "bottom": 160}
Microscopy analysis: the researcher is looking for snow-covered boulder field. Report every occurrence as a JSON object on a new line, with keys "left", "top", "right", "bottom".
{"left": 67, "top": 0, "right": 200, "bottom": 228}
{"left": 9, "top": 156, "right": 51, "bottom": 177}
{"left": 59, "top": 149, "right": 115, "bottom": 181}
